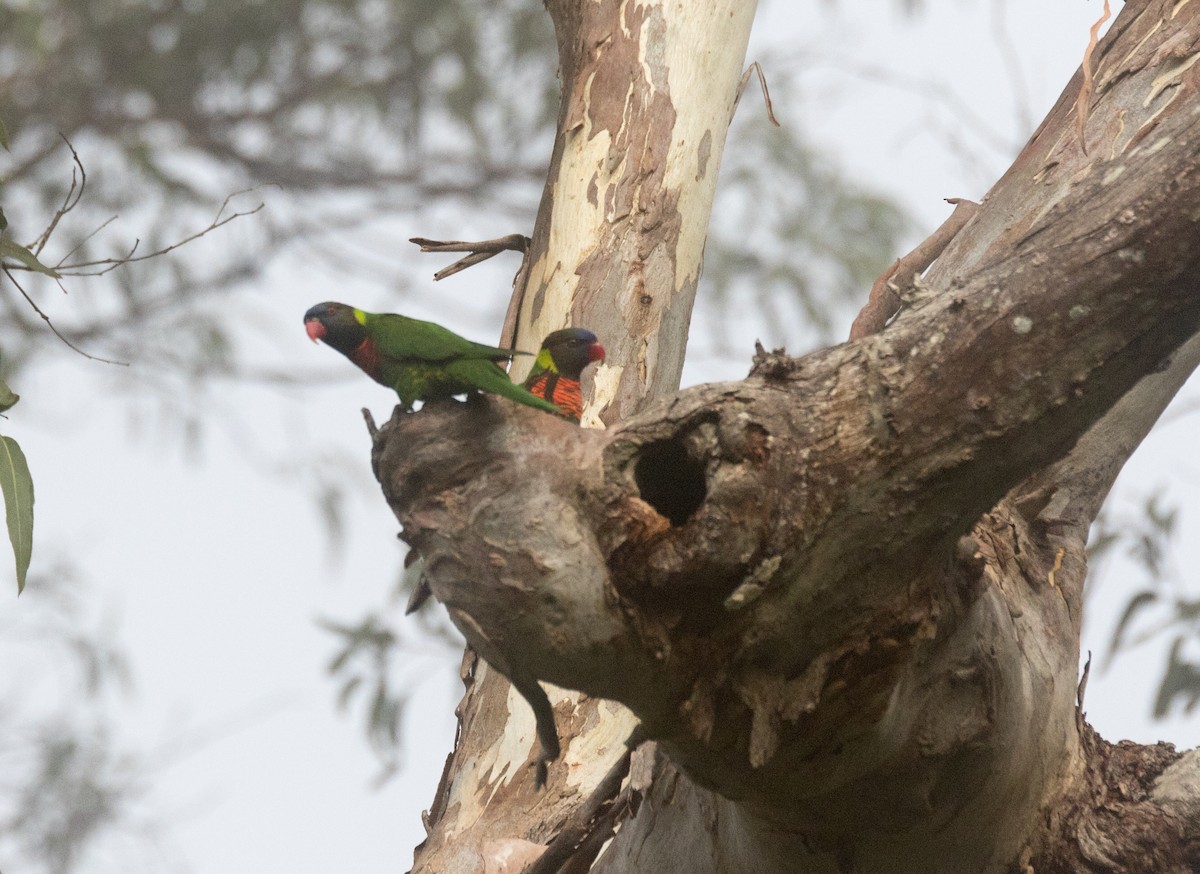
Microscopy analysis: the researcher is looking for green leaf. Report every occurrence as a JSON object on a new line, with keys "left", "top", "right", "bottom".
{"left": 0, "top": 236, "right": 60, "bottom": 278}
{"left": 0, "top": 207, "right": 7, "bottom": 232}
{"left": 0, "top": 376, "right": 18, "bottom": 413}
{"left": 0, "top": 115, "right": 8, "bottom": 151}
{"left": 0, "top": 435, "right": 33, "bottom": 593}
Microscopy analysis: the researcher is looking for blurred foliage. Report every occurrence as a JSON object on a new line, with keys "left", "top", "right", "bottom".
{"left": 709, "top": 83, "right": 910, "bottom": 351}
{"left": 2, "top": 6, "right": 1193, "bottom": 872}
{"left": 323, "top": 613, "right": 406, "bottom": 782}
{"left": 0, "top": 0, "right": 559, "bottom": 381}
{"left": 2, "top": 0, "right": 915, "bottom": 796}
{"left": 1090, "top": 494, "right": 1200, "bottom": 719}
{"left": 0, "top": 567, "right": 148, "bottom": 874}
{"left": 0, "top": 0, "right": 1031, "bottom": 867}
{"left": 321, "top": 554, "right": 461, "bottom": 784}
{"left": 0, "top": 0, "right": 913, "bottom": 381}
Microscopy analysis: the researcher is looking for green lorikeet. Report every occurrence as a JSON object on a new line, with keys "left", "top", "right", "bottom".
{"left": 522, "top": 328, "right": 606, "bottom": 423}
{"left": 304, "top": 302, "right": 563, "bottom": 414}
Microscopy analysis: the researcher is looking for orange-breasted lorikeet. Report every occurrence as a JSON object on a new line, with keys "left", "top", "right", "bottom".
{"left": 522, "top": 328, "right": 605, "bottom": 422}
{"left": 304, "top": 301, "right": 563, "bottom": 414}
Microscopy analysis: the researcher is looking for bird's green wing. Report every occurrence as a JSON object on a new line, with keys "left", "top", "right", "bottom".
{"left": 363, "top": 311, "right": 524, "bottom": 363}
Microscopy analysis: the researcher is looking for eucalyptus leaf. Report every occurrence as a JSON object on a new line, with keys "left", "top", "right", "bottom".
{"left": 0, "top": 376, "right": 18, "bottom": 413}
{"left": 1106, "top": 590, "right": 1158, "bottom": 666}
{"left": 0, "top": 236, "right": 60, "bottom": 278}
{"left": 0, "top": 115, "right": 8, "bottom": 151}
{"left": 0, "top": 207, "right": 7, "bottom": 232}
{"left": 0, "top": 435, "right": 33, "bottom": 593}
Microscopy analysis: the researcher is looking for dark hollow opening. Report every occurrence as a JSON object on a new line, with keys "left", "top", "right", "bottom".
{"left": 633, "top": 439, "right": 707, "bottom": 526}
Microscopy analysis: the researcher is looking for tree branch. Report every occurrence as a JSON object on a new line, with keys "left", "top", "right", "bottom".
{"left": 848, "top": 197, "right": 978, "bottom": 340}
{"left": 396, "top": 2, "right": 1200, "bottom": 871}
{"left": 375, "top": 40, "right": 1200, "bottom": 862}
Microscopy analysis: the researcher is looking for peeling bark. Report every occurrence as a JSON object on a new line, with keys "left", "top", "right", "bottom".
{"left": 516, "top": 0, "right": 757, "bottom": 421}
{"left": 392, "top": 1, "right": 1200, "bottom": 872}
{"left": 402, "top": 2, "right": 758, "bottom": 872}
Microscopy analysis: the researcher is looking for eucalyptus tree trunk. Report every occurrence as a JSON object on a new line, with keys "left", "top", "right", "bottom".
{"left": 379, "top": 1, "right": 1200, "bottom": 872}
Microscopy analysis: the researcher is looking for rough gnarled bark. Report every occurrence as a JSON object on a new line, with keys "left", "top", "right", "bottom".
{"left": 388, "top": 1, "right": 1200, "bottom": 871}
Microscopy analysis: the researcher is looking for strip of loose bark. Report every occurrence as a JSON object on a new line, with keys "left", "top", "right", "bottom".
{"left": 847, "top": 197, "right": 978, "bottom": 340}
{"left": 733, "top": 61, "right": 780, "bottom": 127}
{"left": 523, "top": 725, "right": 647, "bottom": 874}
{"left": 1075, "top": 0, "right": 1112, "bottom": 155}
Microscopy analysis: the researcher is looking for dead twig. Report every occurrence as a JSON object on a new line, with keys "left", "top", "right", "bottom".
{"left": 1, "top": 266, "right": 128, "bottom": 365}
{"left": 409, "top": 233, "right": 530, "bottom": 282}
{"left": 411, "top": 233, "right": 534, "bottom": 351}
{"left": 32, "top": 134, "right": 87, "bottom": 256}
{"left": 55, "top": 215, "right": 120, "bottom": 268}
{"left": 52, "top": 189, "right": 266, "bottom": 275}
{"left": 848, "top": 197, "right": 980, "bottom": 340}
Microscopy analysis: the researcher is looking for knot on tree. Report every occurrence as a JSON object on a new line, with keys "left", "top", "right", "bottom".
{"left": 749, "top": 340, "right": 797, "bottom": 380}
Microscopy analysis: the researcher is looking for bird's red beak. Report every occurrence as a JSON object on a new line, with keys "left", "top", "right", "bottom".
{"left": 305, "top": 319, "right": 326, "bottom": 343}
{"left": 589, "top": 343, "right": 606, "bottom": 363}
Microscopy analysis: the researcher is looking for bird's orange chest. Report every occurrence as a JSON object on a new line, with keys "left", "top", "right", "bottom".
{"left": 528, "top": 373, "right": 583, "bottom": 420}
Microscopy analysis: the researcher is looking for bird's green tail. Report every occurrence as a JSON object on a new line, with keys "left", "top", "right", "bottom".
{"left": 448, "top": 359, "right": 565, "bottom": 415}
{"left": 491, "top": 376, "right": 566, "bottom": 415}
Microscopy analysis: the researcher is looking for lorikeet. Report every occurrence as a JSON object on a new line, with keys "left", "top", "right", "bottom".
{"left": 304, "top": 302, "right": 563, "bottom": 414}
{"left": 522, "top": 328, "right": 606, "bottom": 422}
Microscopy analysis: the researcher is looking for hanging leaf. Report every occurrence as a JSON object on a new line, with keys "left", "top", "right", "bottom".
{"left": 0, "top": 115, "right": 8, "bottom": 151}
{"left": 1105, "top": 590, "right": 1158, "bottom": 666}
{"left": 0, "top": 376, "right": 18, "bottom": 413}
{"left": 0, "top": 435, "right": 33, "bottom": 593}
{"left": 0, "top": 236, "right": 61, "bottom": 278}
{"left": 0, "top": 207, "right": 7, "bottom": 231}
{"left": 1153, "top": 637, "right": 1200, "bottom": 718}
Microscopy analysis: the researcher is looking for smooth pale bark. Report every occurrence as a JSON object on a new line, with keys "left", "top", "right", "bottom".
{"left": 514, "top": 0, "right": 758, "bottom": 419}
{"left": 389, "top": 1, "right": 1200, "bottom": 871}
{"left": 403, "top": 3, "right": 758, "bottom": 872}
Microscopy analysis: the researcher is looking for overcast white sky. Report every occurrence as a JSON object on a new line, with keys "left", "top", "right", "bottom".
{"left": 7, "top": 2, "right": 1199, "bottom": 873}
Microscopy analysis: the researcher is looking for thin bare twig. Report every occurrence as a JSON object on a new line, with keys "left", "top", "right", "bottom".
{"left": 53, "top": 191, "right": 266, "bottom": 275}
{"left": 409, "top": 233, "right": 530, "bottom": 282}
{"left": 1075, "top": 0, "right": 1112, "bottom": 156}
{"left": 56, "top": 215, "right": 120, "bottom": 268}
{"left": 31, "top": 134, "right": 87, "bottom": 256}
{"left": 1, "top": 266, "right": 128, "bottom": 365}
{"left": 849, "top": 198, "right": 980, "bottom": 340}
